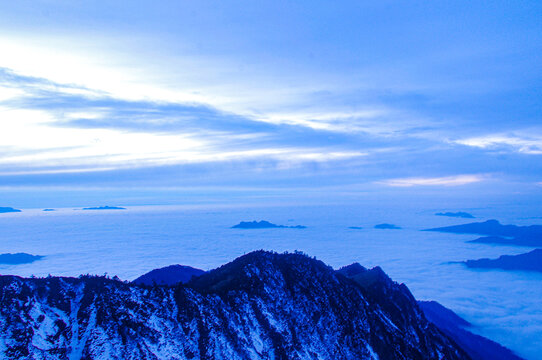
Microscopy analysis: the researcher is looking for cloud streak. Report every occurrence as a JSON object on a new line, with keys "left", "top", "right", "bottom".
{"left": 380, "top": 174, "right": 487, "bottom": 187}
{"left": 0, "top": 68, "right": 377, "bottom": 175}
{"left": 455, "top": 134, "right": 542, "bottom": 155}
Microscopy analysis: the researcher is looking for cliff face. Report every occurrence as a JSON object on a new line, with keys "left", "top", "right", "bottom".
{"left": 0, "top": 251, "right": 469, "bottom": 360}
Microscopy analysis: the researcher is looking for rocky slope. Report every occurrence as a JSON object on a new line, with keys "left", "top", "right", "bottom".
{"left": 0, "top": 251, "right": 470, "bottom": 359}
{"left": 418, "top": 301, "right": 523, "bottom": 360}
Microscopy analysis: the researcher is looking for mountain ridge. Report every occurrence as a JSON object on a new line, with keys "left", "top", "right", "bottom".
{"left": 0, "top": 250, "right": 470, "bottom": 359}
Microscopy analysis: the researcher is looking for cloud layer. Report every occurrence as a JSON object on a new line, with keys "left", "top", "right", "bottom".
{"left": 0, "top": 1, "right": 541, "bottom": 206}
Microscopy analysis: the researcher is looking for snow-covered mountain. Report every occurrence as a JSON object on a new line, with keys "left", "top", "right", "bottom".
{"left": 0, "top": 251, "right": 470, "bottom": 359}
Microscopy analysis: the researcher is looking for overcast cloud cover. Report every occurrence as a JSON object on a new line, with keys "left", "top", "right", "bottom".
{"left": 0, "top": 0, "right": 541, "bottom": 207}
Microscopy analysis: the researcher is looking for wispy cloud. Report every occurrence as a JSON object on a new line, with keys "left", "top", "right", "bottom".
{"left": 256, "top": 109, "right": 430, "bottom": 137}
{"left": 380, "top": 174, "right": 487, "bottom": 187}
{"left": 454, "top": 134, "right": 542, "bottom": 155}
{"left": 0, "top": 148, "right": 368, "bottom": 176}
{"left": 0, "top": 69, "right": 374, "bottom": 175}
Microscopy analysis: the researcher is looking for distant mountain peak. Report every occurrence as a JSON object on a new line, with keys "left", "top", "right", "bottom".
{"left": 133, "top": 264, "right": 205, "bottom": 286}
{"left": 337, "top": 262, "right": 367, "bottom": 277}
{"left": 0, "top": 253, "right": 44, "bottom": 265}
{"left": 82, "top": 206, "right": 126, "bottom": 210}
{"left": 0, "top": 207, "right": 21, "bottom": 213}
{"left": 231, "top": 220, "right": 306, "bottom": 229}
{"left": 374, "top": 223, "right": 401, "bottom": 229}
{"left": 435, "top": 212, "right": 475, "bottom": 219}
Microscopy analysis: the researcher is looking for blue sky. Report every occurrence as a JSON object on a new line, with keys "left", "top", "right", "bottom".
{"left": 0, "top": 1, "right": 541, "bottom": 207}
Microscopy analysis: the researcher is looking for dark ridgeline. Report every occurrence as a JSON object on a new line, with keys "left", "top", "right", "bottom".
{"left": 133, "top": 264, "right": 205, "bottom": 286}
{"left": 424, "top": 219, "right": 542, "bottom": 247}
{"left": 335, "top": 265, "right": 521, "bottom": 359}
{"left": 0, "top": 251, "right": 471, "bottom": 359}
{"left": 0, "top": 207, "right": 21, "bottom": 213}
{"left": 232, "top": 220, "right": 306, "bottom": 229}
{"left": 425, "top": 219, "right": 542, "bottom": 276}
{"left": 468, "top": 236, "right": 542, "bottom": 247}
{"left": 0, "top": 253, "right": 43, "bottom": 265}
{"left": 418, "top": 301, "right": 524, "bottom": 360}
{"left": 374, "top": 223, "right": 401, "bottom": 229}
{"left": 435, "top": 212, "right": 475, "bottom": 219}
{"left": 82, "top": 206, "right": 126, "bottom": 210}
{"left": 464, "top": 249, "right": 542, "bottom": 273}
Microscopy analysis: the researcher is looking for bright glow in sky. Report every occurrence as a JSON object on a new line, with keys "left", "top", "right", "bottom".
{"left": 0, "top": 0, "right": 541, "bottom": 206}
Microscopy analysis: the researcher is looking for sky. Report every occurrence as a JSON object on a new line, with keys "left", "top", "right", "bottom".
{"left": 0, "top": 0, "right": 541, "bottom": 208}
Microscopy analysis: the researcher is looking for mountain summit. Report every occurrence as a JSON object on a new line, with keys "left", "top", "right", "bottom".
{"left": 0, "top": 251, "right": 469, "bottom": 359}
